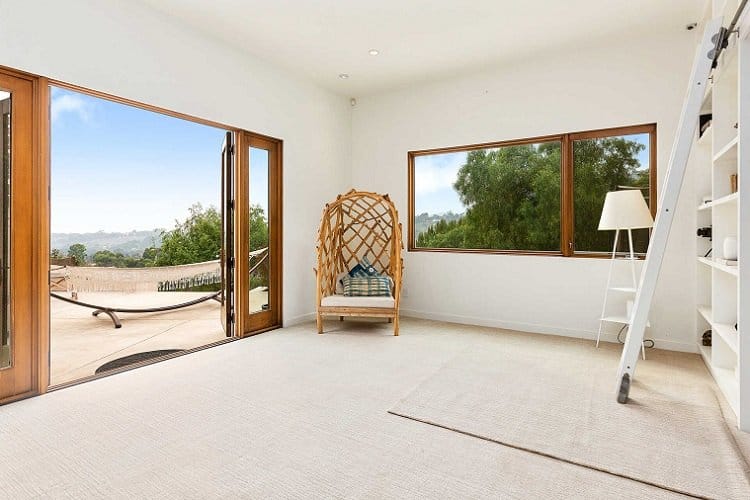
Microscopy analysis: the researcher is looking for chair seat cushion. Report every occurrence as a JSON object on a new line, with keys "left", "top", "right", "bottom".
{"left": 321, "top": 295, "right": 395, "bottom": 308}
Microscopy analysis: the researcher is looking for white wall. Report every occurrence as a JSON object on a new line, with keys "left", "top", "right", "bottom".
{"left": 351, "top": 33, "right": 700, "bottom": 351}
{"left": 0, "top": 0, "right": 352, "bottom": 325}
{"left": 0, "top": 0, "right": 702, "bottom": 350}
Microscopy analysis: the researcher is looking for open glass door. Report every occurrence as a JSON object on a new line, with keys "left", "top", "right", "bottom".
{"left": 0, "top": 71, "right": 36, "bottom": 402}
{"left": 221, "top": 132, "right": 235, "bottom": 337}
{"left": 47, "top": 84, "right": 233, "bottom": 386}
{"left": 240, "top": 132, "right": 281, "bottom": 334}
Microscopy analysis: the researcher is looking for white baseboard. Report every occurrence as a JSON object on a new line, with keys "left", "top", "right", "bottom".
{"left": 400, "top": 308, "right": 697, "bottom": 353}
{"left": 283, "top": 312, "right": 316, "bottom": 327}
{"left": 279, "top": 308, "right": 697, "bottom": 353}
{"left": 643, "top": 338, "right": 698, "bottom": 353}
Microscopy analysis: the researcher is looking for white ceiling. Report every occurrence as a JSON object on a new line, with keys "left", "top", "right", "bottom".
{"left": 137, "top": 0, "right": 705, "bottom": 96}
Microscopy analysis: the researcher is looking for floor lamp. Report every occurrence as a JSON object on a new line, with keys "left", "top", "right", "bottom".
{"left": 596, "top": 190, "right": 654, "bottom": 356}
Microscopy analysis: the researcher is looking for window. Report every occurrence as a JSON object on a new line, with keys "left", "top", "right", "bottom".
{"left": 412, "top": 139, "right": 562, "bottom": 252}
{"left": 571, "top": 127, "right": 654, "bottom": 255}
{"left": 409, "top": 124, "right": 655, "bottom": 256}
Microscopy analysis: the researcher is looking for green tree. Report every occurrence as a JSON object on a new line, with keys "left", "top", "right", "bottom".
{"left": 50, "top": 248, "right": 63, "bottom": 260}
{"left": 155, "top": 203, "right": 270, "bottom": 267}
{"left": 572, "top": 137, "right": 647, "bottom": 252}
{"left": 141, "top": 247, "right": 159, "bottom": 267}
{"left": 91, "top": 250, "right": 146, "bottom": 268}
{"left": 122, "top": 255, "right": 145, "bottom": 268}
{"left": 417, "top": 137, "right": 647, "bottom": 253}
{"left": 156, "top": 204, "right": 222, "bottom": 266}
{"left": 416, "top": 218, "right": 468, "bottom": 248}
{"left": 249, "top": 204, "right": 269, "bottom": 251}
{"left": 67, "top": 243, "right": 87, "bottom": 265}
{"left": 92, "top": 250, "right": 122, "bottom": 267}
{"left": 449, "top": 142, "right": 561, "bottom": 250}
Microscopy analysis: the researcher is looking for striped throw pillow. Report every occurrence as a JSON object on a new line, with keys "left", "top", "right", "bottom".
{"left": 342, "top": 275, "right": 392, "bottom": 297}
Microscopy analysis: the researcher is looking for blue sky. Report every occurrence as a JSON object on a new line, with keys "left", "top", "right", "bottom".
{"left": 414, "top": 151, "right": 469, "bottom": 215}
{"left": 414, "top": 134, "right": 650, "bottom": 216}
{"left": 250, "top": 147, "right": 269, "bottom": 216}
{"left": 51, "top": 87, "right": 269, "bottom": 233}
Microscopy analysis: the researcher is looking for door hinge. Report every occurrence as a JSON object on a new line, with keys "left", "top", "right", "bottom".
{"left": 229, "top": 256, "right": 235, "bottom": 268}
{"left": 229, "top": 144, "right": 235, "bottom": 155}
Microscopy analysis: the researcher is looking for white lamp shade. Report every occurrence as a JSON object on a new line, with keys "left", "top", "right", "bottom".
{"left": 598, "top": 190, "right": 654, "bottom": 230}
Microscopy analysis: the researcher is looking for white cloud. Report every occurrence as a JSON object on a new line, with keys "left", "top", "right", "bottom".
{"left": 51, "top": 93, "right": 93, "bottom": 124}
{"left": 414, "top": 151, "right": 466, "bottom": 196}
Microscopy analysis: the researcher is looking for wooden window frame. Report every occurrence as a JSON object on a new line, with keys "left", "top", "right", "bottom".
{"left": 407, "top": 123, "right": 657, "bottom": 258}
{"left": 566, "top": 124, "right": 657, "bottom": 258}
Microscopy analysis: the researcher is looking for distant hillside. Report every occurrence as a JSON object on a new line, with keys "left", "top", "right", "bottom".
{"left": 414, "top": 212, "right": 464, "bottom": 238}
{"left": 51, "top": 230, "right": 163, "bottom": 257}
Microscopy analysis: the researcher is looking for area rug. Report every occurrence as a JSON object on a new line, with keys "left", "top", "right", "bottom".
{"left": 389, "top": 340, "right": 750, "bottom": 499}
{"left": 95, "top": 349, "right": 184, "bottom": 374}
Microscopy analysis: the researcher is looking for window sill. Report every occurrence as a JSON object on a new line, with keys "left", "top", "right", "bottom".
{"left": 408, "top": 246, "right": 562, "bottom": 257}
{"left": 407, "top": 246, "right": 645, "bottom": 259}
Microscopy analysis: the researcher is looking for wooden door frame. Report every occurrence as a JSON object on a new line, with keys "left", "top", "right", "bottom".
{"left": 0, "top": 65, "right": 284, "bottom": 400}
{"left": 235, "top": 131, "right": 283, "bottom": 337}
{"left": 35, "top": 77, "right": 50, "bottom": 395}
{"left": 0, "top": 67, "right": 49, "bottom": 402}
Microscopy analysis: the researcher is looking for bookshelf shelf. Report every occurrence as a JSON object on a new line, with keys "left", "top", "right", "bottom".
{"left": 698, "top": 304, "right": 712, "bottom": 323}
{"left": 697, "top": 256, "right": 739, "bottom": 276}
{"left": 713, "top": 135, "right": 738, "bottom": 163}
{"left": 712, "top": 191, "right": 739, "bottom": 207}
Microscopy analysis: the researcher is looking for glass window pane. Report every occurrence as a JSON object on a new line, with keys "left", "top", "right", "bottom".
{"left": 0, "top": 90, "right": 10, "bottom": 369}
{"left": 249, "top": 146, "right": 270, "bottom": 314}
{"left": 573, "top": 133, "right": 652, "bottom": 254}
{"left": 413, "top": 141, "right": 561, "bottom": 251}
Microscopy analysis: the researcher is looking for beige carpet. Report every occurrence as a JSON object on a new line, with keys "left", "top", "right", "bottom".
{"left": 390, "top": 336, "right": 750, "bottom": 499}
{"left": 0, "top": 318, "right": 743, "bottom": 499}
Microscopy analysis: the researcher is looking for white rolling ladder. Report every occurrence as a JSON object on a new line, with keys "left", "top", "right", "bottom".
{"left": 616, "top": 16, "right": 725, "bottom": 403}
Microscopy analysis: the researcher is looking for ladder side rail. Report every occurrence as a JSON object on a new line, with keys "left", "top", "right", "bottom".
{"left": 615, "top": 17, "right": 724, "bottom": 401}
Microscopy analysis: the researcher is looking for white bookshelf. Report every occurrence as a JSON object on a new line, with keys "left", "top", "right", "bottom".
{"left": 693, "top": 0, "right": 749, "bottom": 431}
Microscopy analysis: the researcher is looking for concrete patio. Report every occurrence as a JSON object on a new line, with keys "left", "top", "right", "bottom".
{"left": 50, "top": 289, "right": 268, "bottom": 386}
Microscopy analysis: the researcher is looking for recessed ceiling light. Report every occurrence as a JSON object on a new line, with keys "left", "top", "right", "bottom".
{"left": 338, "top": 73, "right": 349, "bottom": 79}
{"left": 368, "top": 49, "right": 379, "bottom": 56}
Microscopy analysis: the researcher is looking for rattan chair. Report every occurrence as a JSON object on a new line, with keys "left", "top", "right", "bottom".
{"left": 315, "top": 189, "right": 403, "bottom": 335}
